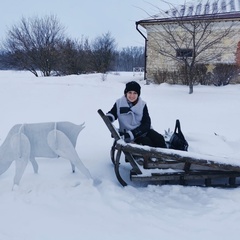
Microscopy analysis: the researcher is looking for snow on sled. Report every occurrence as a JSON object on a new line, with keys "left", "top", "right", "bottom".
{"left": 98, "top": 109, "right": 240, "bottom": 187}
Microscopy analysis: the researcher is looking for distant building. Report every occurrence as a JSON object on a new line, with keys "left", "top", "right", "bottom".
{"left": 136, "top": 0, "right": 240, "bottom": 81}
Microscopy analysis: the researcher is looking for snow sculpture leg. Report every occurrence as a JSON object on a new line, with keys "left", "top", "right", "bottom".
{"left": 10, "top": 133, "right": 31, "bottom": 186}
{"left": 29, "top": 156, "right": 38, "bottom": 173}
{"left": 47, "top": 129, "right": 92, "bottom": 179}
{"left": 0, "top": 140, "right": 15, "bottom": 177}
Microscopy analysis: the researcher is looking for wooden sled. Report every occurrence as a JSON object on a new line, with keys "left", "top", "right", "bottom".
{"left": 98, "top": 109, "right": 240, "bottom": 187}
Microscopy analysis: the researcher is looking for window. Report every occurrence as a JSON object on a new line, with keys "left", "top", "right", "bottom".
{"left": 176, "top": 49, "right": 193, "bottom": 58}
{"left": 230, "top": 0, "right": 235, "bottom": 11}
{"left": 221, "top": 0, "right": 227, "bottom": 12}
{"left": 204, "top": 3, "right": 210, "bottom": 14}
{"left": 212, "top": 1, "right": 218, "bottom": 13}
{"left": 172, "top": 9, "right": 177, "bottom": 17}
{"left": 187, "top": 6, "right": 193, "bottom": 16}
{"left": 196, "top": 4, "right": 202, "bottom": 15}
{"left": 180, "top": 5, "right": 185, "bottom": 16}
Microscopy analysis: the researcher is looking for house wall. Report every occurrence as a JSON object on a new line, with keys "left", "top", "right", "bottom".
{"left": 144, "top": 20, "right": 240, "bottom": 81}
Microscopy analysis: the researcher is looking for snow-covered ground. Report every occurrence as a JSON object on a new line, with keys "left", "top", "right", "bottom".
{"left": 0, "top": 70, "right": 240, "bottom": 240}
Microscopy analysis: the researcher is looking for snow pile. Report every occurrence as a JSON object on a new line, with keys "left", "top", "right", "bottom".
{"left": 0, "top": 70, "right": 240, "bottom": 240}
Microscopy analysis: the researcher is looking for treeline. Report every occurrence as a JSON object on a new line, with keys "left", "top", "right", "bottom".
{"left": 0, "top": 15, "right": 144, "bottom": 77}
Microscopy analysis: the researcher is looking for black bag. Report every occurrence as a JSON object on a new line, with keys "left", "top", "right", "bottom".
{"left": 169, "top": 119, "right": 188, "bottom": 151}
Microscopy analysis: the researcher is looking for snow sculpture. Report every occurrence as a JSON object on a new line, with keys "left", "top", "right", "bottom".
{"left": 0, "top": 122, "right": 92, "bottom": 186}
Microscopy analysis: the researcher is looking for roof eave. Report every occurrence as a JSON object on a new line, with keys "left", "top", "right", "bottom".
{"left": 136, "top": 12, "right": 240, "bottom": 27}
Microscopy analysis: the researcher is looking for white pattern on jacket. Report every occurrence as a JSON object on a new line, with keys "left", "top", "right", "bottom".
{"left": 116, "top": 96, "right": 146, "bottom": 139}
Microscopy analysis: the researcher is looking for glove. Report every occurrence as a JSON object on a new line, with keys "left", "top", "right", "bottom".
{"left": 123, "top": 132, "right": 131, "bottom": 143}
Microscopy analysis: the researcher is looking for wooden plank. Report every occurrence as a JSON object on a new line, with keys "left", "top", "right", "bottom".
{"left": 131, "top": 171, "right": 240, "bottom": 182}
{"left": 229, "top": 177, "right": 236, "bottom": 186}
{"left": 119, "top": 143, "right": 240, "bottom": 172}
{"left": 145, "top": 162, "right": 185, "bottom": 170}
{"left": 97, "top": 109, "right": 120, "bottom": 141}
{"left": 205, "top": 178, "right": 212, "bottom": 186}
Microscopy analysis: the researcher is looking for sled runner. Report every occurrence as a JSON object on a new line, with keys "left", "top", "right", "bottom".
{"left": 98, "top": 109, "right": 240, "bottom": 187}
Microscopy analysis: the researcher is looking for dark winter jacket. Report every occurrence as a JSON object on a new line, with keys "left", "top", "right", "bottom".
{"left": 106, "top": 96, "right": 151, "bottom": 141}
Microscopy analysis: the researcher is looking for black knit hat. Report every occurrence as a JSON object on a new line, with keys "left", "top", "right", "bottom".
{"left": 124, "top": 81, "right": 141, "bottom": 96}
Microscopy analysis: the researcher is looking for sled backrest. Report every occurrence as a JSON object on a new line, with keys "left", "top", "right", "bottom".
{"left": 97, "top": 109, "right": 121, "bottom": 141}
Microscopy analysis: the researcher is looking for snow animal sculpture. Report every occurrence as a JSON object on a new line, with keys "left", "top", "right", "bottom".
{"left": 0, "top": 122, "right": 92, "bottom": 186}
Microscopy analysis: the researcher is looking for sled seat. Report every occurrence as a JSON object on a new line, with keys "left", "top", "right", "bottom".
{"left": 98, "top": 109, "right": 240, "bottom": 187}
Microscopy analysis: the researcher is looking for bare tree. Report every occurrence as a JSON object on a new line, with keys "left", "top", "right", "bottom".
{"left": 55, "top": 37, "right": 92, "bottom": 75}
{"left": 139, "top": 0, "right": 239, "bottom": 93}
{"left": 3, "top": 15, "right": 66, "bottom": 76}
{"left": 91, "top": 32, "right": 117, "bottom": 73}
{"left": 114, "top": 46, "right": 144, "bottom": 71}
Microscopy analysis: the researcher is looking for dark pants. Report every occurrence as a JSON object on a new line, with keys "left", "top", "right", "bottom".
{"left": 135, "top": 129, "right": 167, "bottom": 148}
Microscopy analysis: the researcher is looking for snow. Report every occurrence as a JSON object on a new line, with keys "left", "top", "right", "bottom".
{"left": 153, "top": 0, "right": 240, "bottom": 21}
{"left": 0, "top": 70, "right": 240, "bottom": 240}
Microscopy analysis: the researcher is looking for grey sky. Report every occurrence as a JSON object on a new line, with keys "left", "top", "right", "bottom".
{"left": 0, "top": 0, "right": 182, "bottom": 49}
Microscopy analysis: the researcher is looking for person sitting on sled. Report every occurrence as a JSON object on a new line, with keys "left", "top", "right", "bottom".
{"left": 106, "top": 81, "right": 166, "bottom": 148}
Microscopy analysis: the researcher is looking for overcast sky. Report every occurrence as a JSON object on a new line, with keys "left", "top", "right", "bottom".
{"left": 0, "top": 0, "right": 183, "bottom": 49}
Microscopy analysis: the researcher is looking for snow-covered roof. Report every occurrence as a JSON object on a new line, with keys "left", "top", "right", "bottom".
{"left": 153, "top": 0, "right": 240, "bottom": 19}
{"left": 136, "top": 0, "right": 240, "bottom": 26}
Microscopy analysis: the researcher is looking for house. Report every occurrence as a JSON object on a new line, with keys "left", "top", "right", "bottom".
{"left": 136, "top": 0, "right": 240, "bottom": 83}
